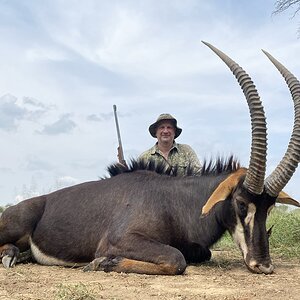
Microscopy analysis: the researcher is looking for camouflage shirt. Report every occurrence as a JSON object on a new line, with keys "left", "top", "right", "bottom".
{"left": 139, "top": 142, "right": 201, "bottom": 175}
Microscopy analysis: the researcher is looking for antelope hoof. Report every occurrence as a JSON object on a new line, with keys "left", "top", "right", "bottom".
{"left": 83, "top": 257, "right": 107, "bottom": 272}
{"left": 0, "top": 245, "right": 20, "bottom": 268}
{"left": 2, "top": 255, "right": 17, "bottom": 268}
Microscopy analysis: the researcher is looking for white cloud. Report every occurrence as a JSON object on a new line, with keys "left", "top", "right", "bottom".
{"left": 37, "top": 114, "right": 77, "bottom": 135}
{"left": 87, "top": 112, "right": 113, "bottom": 122}
{"left": 22, "top": 155, "right": 54, "bottom": 172}
{"left": 0, "top": 94, "right": 27, "bottom": 131}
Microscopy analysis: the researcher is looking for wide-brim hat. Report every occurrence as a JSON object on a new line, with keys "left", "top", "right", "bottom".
{"left": 149, "top": 113, "right": 182, "bottom": 138}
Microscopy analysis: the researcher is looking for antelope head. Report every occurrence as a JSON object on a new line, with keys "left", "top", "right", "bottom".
{"left": 202, "top": 42, "right": 300, "bottom": 274}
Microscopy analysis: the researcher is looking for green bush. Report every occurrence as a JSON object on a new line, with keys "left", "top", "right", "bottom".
{"left": 267, "top": 206, "right": 300, "bottom": 259}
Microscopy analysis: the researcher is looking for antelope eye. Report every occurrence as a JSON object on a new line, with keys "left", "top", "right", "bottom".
{"left": 237, "top": 201, "right": 248, "bottom": 217}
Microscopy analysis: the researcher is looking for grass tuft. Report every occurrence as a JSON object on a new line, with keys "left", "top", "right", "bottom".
{"left": 56, "top": 282, "right": 100, "bottom": 300}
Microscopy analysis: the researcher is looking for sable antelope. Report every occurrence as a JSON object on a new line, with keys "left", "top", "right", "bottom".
{"left": 0, "top": 42, "right": 299, "bottom": 275}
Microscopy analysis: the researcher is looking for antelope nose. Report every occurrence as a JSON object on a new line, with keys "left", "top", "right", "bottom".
{"left": 257, "top": 263, "right": 274, "bottom": 274}
{"left": 250, "top": 263, "right": 274, "bottom": 274}
{"left": 248, "top": 259, "right": 274, "bottom": 274}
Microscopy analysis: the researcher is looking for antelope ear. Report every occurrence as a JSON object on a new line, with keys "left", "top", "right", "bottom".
{"left": 201, "top": 168, "right": 247, "bottom": 215}
{"left": 276, "top": 191, "right": 300, "bottom": 208}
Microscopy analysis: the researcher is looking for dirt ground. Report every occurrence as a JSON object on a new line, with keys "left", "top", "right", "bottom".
{"left": 0, "top": 251, "right": 299, "bottom": 300}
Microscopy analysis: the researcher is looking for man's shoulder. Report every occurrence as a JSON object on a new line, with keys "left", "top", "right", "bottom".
{"left": 176, "top": 143, "right": 194, "bottom": 152}
{"left": 139, "top": 145, "right": 156, "bottom": 159}
{"left": 139, "top": 149, "right": 152, "bottom": 157}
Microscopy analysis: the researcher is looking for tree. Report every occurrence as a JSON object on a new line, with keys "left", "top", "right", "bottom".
{"left": 274, "top": 0, "right": 300, "bottom": 16}
{"left": 273, "top": 0, "right": 300, "bottom": 36}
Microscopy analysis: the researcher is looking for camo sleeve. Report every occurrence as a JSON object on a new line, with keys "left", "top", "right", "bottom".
{"left": 178, "top": 144, "right": 201, "bottom": 173}
{"left": 138, "top": 148, "right": 154, "bottom": 162}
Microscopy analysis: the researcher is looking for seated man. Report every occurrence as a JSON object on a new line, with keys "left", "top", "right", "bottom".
{"left": 139, "top": 113, "right": 201, "bottom": 175}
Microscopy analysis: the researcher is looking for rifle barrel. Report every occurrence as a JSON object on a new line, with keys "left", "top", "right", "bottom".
{"left": 113, "top": 105, "right": 125, "bottom": 164}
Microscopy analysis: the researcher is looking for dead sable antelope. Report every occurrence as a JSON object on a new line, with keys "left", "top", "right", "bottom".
{"left": 1, "top": 42, "right": 300, "bottom": 275}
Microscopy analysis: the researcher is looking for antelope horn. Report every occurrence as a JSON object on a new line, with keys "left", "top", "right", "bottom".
{"left": 263, "top": 50, "right": 300, "bottom": 196}
{"left": 202, "top": 41, "right": 267, "bottom": 195}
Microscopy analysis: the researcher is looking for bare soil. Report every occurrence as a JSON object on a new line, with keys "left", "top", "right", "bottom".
{"left": 0, "top": 251, "right": 299, "bottom": 300}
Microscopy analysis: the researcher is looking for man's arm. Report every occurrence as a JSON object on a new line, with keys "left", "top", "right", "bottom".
{"left": 183, "top": 144, "right": 202, "bottom": 172}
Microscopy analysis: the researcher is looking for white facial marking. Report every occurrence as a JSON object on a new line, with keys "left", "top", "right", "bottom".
{"left": 232, "top": 203, "right": 256, "bottom": 261}
{"left": 245, "top": 203, "right": 256, "bottom": 237}
{"left": 232, "top": 218, "right": 248, "bottom": 260}
{"left": 249, "top": 259, "right": 258, "bottom": 268}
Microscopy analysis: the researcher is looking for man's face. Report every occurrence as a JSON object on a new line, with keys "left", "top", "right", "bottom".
{"left": 155, "top": 121, "right": 176, "bottom": 144}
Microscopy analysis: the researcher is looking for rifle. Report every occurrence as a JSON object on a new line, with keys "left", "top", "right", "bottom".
{"left": 113, "top": 105, "right": 127, "bottom": 166}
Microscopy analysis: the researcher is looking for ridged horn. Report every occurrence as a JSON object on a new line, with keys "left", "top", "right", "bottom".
{"left": 202, "top": 41, "right": 267, "bottom": 194}
{"left": 263, "top": 50, "right": 300, "bottom": 196}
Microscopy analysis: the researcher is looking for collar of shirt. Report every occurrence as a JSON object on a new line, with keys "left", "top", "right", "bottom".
{"left": 150, "top": 142, "right": 179, "bottom": 155}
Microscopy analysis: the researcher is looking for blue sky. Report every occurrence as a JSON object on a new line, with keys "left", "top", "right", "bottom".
{"left": 0, "top": 0, "right": 300, "bottom": 206}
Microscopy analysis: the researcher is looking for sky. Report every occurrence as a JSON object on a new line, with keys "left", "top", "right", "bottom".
{"left": 0, "top": 0, "right": 300, "bottom": 206}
